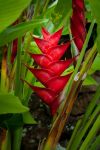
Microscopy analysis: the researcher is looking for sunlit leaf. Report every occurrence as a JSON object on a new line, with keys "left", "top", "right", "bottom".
{"left": 51, "top": 0, "right": 72, "bottom": 28}
{"left": 89, "top": 0, "right": 100, "bottom": 53}
{"left": 0, "top": 93, "right": 29, "bottom": 114}
{"left": 0, "top": 19, "right": 48, "bottom": 46}
{"left": 89, "top": 53, "right": 100, "bottom": 74}
{"left": 22, "top": 112, "right": 37, "bottom": 124}
{"left": 0, "top": 0, "right": 32, "bottom": 32}
{"left": 83, "top": 75, "right": 97, "bottom": 86}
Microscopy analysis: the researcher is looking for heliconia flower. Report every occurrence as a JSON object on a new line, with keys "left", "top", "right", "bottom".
{"left": 25, "top": 67, "right": 54, "bottom": 85}
{"left": 28, "top": 53, "right": 52, "bottom": 68}
{"left": 41, "top": 27, "right": 50, "bottom": 39}
{"left": 71, "top": 0, "right": 86, "bottom": 52}
{"left": 45, "top": 74, "right": 71, "bottom": 94}
{"left": 45, "top": 59, "right": 74, "bottom": 76}
{"left": 25, "top": 27, "right": 74, "bottom": 115}
{"left": 41, "top": 27, "right": 63, "bottom": 45}
{"left": 24, "top": 79, "right": 57, "bottom": 104}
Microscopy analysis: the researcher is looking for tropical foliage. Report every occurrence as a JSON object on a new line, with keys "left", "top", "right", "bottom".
{"left": 0, "top": 0, "right": 100, "bottom": 150}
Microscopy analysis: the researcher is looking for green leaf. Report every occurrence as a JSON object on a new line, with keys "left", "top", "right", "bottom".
{"left": 89, "top": 0, "right": 100, "bottom": 53}
{"left": 0, "top": 0, "right": 32, "bottom": 32}
{"left": 89, "top": 53, "right": 100, "bottom": 74}
{"left": 90, "top": 135, "right": 100, "bottom": 150}
{"left": 62, "top": 65, "right": 74, "bottom": 76}
{"left": 0, "top": 19, "right": 48, "bottom": 46}
{"left": 34, "top": 81, "right": 44, "bottom": 87}
{"left": 0, "top": 93, "right": 29, "bottom": 114}
{"left": 79, "top": 115, "right": 100, "bottom": 150}
{"left": 6, "top": 114, "right": 23, "bottom": 129}
{"left": 22, "top": 112, "right": 37, "bottom": 124}
{"left": 51, "top": 0, "right": 72, "bottom": 29}
{"left": 83, "top": 75, "right": 97, "bottom": 86}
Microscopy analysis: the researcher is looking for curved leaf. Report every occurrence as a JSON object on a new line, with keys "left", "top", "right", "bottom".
{"left": 0, "top": 19, "right": 48, "bottom": 46}
{"left": 0, "top": 93, "right": 29, "bottom": 114}
{"left": 0, "top": 0, "right": 31, "bottom": 32}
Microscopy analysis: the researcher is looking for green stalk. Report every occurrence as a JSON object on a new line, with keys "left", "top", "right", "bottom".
{"left": 13, "top": 37, "right": 23, "bottom": 150}
{"left": 43, "top": 0, "right": 50, "bottom": 13}
{"left": 43, "top": 20, "right": 96, "bottom": 150}
{"left": 65, "top": 19, "right": 96, "bottom": 97}
{"left": 90, "top": 135, "right": 100, "bottom": 150}
{"left": 22, "top": 32, "right": 36, "bottom": 106}
{"left": 66, "top": 120, "right": 81, "bottom": 150}
{"left": 79, "top": 115, "right": 100, "bottom": 150}
{"left": 82, "top": 85, "right": 100, "bottom": 126}
{"left": 14, "top": 37, "right": 22, "bottom": 98}
{"left": 66, "top": 76, "right": 99, "bottom": 150}
{"left": 33, "top": 0, "right": 40, "bottom": 19}
{"left": 12, "top": 127, "right": 23, "bottom": 150}
{"left": 69, "top": 105, "right": 100, "bottom": 150}
{"left": 67, "top": 86, "right": 100, "bottom": 150}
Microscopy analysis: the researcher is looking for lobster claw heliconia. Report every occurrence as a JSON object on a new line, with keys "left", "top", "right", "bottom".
{"left": 71, "top": 0, "right": 86, "bottom": 52}
{"left": 25, "top": 27, "right": 74, "bottom": 115}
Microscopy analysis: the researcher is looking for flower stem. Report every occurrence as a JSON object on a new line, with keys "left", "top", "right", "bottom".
{"left": 79, "top": 115, "right": 100, "bottom": 150}
{"left": 43, "top": 20, "right": 96, "bottom": 150}
{"left": 14, "top": 37, "right": 22, "bottom": 98}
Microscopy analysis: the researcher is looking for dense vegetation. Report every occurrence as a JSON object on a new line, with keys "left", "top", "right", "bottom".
{"left": 0, "top": 0, "right": 100, "bottom": 150}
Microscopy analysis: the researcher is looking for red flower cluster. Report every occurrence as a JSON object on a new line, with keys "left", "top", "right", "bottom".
{"left": 71, "top": 0, "right": 86, "bottom": 52}
{"left": 25, "top": 27, "right": 73, "bottom": 115}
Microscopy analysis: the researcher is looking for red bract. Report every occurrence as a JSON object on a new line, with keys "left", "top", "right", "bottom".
{"left": 46, "top": 59, "right": 74, "bottom": 76}
{"left": 25, "top": 27, "right": 73, "bottom": 115}
{"left": 71, "top": 0, "right": 86, "bottom": 52}
{"left": 42, "top": 27, "right": 63, "bottom": 45}
{"left": 28, "top": 53, "right": 52, "bottom": 68}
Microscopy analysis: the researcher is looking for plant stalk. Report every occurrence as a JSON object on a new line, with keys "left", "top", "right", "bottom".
{"left": 13, "top": 37, "right": 23, "bottom": 150}
{"left": 79, "top": 115, "right": 100, "bottom": 150}
{"left": 12, "top": 127, "right": 23, "bottom": 150}
{"left": 43, "top": 28, "right": 97, "bottom": 150}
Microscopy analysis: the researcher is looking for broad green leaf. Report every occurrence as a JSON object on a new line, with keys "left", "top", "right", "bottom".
{"left": 0, "top": 0, "right": 32, "bottom": 32}
{"left": 22, "top": 112, "right": 36, "bottom": 124}
{"left": 89, "top": 0, "right": 100, "bottom": 53}
{"left": 83, "top": 75, "right": 97, "bottom": 86}
{"left": 0, "top": 19, "right": 48, "bottom": 46}
{"left": 0, "top": 93, "right": 29, "bottom": 114}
